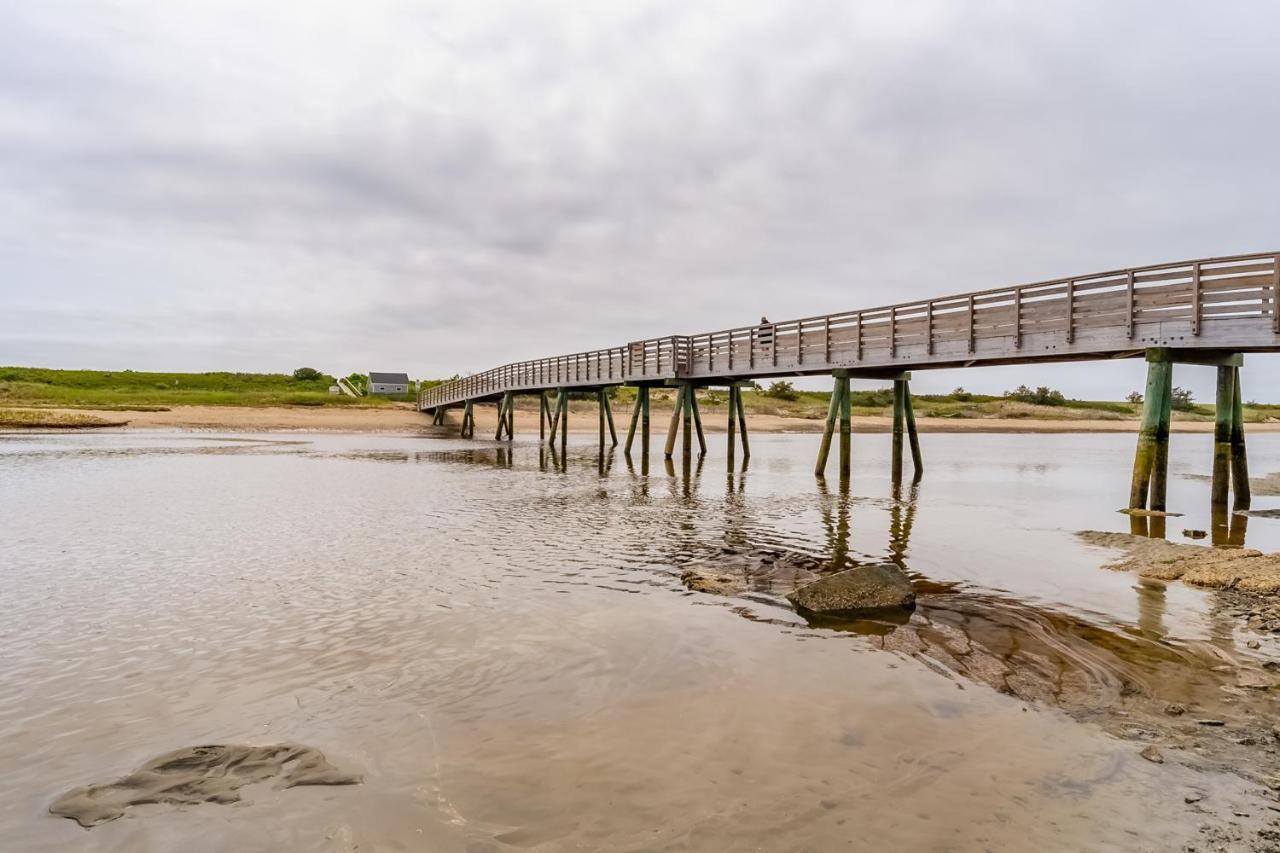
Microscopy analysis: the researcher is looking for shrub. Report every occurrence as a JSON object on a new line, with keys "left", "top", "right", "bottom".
{"left": 950, "top": 386, "right": 972, "bottom": 402}
{"left": 292, "top": 367, "right": 323, "bottom": 381}
{"left": 1004, "top": 384, "right": 1066, "bottom": 406}
{"left": 1170, "top": 386, "right": 1195, "bottom": 411}
{"left": 1126, "top": 391, "right": 1144, "bottom": 404}
{"left": 763, "top": 381, "right": 799, "bottom": 401}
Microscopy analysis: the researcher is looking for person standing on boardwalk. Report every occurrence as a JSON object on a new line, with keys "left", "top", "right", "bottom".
{"left": 757, "top": 315, "right": 775, "bottom": 356}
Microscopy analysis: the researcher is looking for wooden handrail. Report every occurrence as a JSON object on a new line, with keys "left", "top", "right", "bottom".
{"left": 419, "top": 251, "right": 1280, "bottom": 409}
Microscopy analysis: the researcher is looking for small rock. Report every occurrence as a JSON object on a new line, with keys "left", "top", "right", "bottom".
{"left": 1197, "top": 719, "right": 1226, "bottom": 726}
{"left": 1272, "top": 723, "right": 1280, "bottom": 740}
{"left": 1185, "top": 792, "right": 1204, "bottom": 804}
{"left": 1182, "top": 529, "right": 1208, "bottom": 539}
{"left": 1165, "top": 703, "right": 1187, "bottom": 716}
{"left": 787, "top": 564, "right": 915, "bottom": 615}
{"left": 680, "top": 569, "right": 743, "bottom": 596}
{"left": 1140, "top": 745, "right": 1165, "bottom": 764}
{"left": 1246, "top": 640, "right": 1261, "bottom": 649}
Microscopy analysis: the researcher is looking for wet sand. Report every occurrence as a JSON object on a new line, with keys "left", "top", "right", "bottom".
{"left": 4, "top": 432, "right": 1280, "bottom": 851}
{"left": 14, "top": 403, "right": 1280, "bottom": 435}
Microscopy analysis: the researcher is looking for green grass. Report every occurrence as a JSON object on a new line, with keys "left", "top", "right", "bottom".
{"left": 0, "top": 367, "right": 427, "bottom": 410}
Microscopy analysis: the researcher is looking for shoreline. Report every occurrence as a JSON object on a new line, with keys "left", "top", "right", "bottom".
{"left": 7, "top": 404, "right": 1280, "bottom": 435}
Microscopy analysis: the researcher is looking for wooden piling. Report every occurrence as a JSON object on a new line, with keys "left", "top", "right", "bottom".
{"left": 598, "top": 389, "right": 606, "bottom": 451}
{"left": 682, "top": 383, "right": 694, "bottom": 460}
{"left": 559, "top": 389, "right": 568, "bottom": 455}
{"left": 689, "top": 388, "right": 707, "bottom": 456}
{"left": 1231, "top": 366, "right": 1250, "bottom": 508}
{"left": 548, "top": 390, "right": 562, "bottom": 443}
{"left": 664, "top": 385, "right": 684, "bottom": 459}
{"left": 727, "top": 386, "right": 738, "bottom": 470}
{"left": 891, "top": 380, "right": 905, "bottom": 481}
{"left": 815, "top": 377, "right": 841, "bottom": 477}
{"left": 624, "top": 393, "right": 642, "bottom": 455}
{"left": 735, "top": 384, "right": 749, "bottom": 460}
{"left": 1212, "top": 365, "right": 1233, "bottom": 506}
{"left": 1128, "top": 352, "right": 1171, "bottom": 509}
{"left": 604, "top": 390, "right": 618, "bottom": 447}
{"left": 540, "top": 392, "right": 549, "bottom": 441}
{"left": 641, "top": 386, "right": 651, "bottom": 460}
{"left": 903, "top": 381, "right": 923, "bottom": 475}
{"left": 1148, "top": 358, "right": 1173, "bottom": 512}
{"left": 837, "top": 372, "right": 851, "bottom": 478}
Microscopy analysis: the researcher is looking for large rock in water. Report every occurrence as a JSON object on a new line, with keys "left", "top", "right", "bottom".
{"left": 787, "top": 564, "right": 915, "bottom": 615}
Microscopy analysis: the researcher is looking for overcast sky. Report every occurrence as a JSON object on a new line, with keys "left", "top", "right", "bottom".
{"left": 2, "top": 1, "right": 1279, "bottom": 400}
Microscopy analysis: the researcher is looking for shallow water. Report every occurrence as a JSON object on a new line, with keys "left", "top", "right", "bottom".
{"left": 2, "top": 429, "right": 1279, "bottom": 851}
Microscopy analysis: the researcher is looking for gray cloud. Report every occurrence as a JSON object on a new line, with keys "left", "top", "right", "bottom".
{"left": 2, "top": 0, "right": 1279, "bottom": 402}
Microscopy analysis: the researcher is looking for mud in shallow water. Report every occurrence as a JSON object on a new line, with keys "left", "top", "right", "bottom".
{"left": 50, "top": 744, "right": 360, "bottom": 828}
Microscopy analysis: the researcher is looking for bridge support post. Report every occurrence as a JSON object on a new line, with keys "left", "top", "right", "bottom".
{"left": 597, "top": 389, "right": 618, "bottom": 450}
{"left": 495, "top": 391, "right": 514, "bottom": 441}
{"left": 904, "top": 382, "right": 923, "bottom": 476}
{"left": 625, "top": 391, "right": 642, "bottom": 455}
{"left": 689, "top": 388, "right": 707, "bottom": 457}
{"left": 461, "top": 400, "right": 475, "bottom": 439}
{"left": 664, "top": 385, "right": 684, "bottom": 459}
{"left": 624, "top": 386, "right": 652, "bottom": 463}
{"left": 1231, "top": 367, "right": 1250, "bottom": 509}
{"left": 837, "top": 371, "right": 852, "bottom": 479}
{"left": 540, "top": 392, "right": 550, "bottom": 441}
{"left": 682, "top": 384, "right": 694, "bottom": 460}
{"left": 663, "top": 383, "right": 704, "bottom": 461}
{"left": 815, "top": 376, "right": 843, "bottom": 477}
{"left": 1213, "top": 366, "right": 1233, "bottom": 506}
{"left": 726, "top": 384, "right": 750, "bottom": 470}
{"left": 1213, "top": 364, "right": 1251, "bottom": 509}
{"left": 548, "top": 388, "right": 568, "bottom": 453}
{"left": 558, "top": 389, "right": 568, "bottom": 455}
{"left": 892, "top": 380, "right": 906, "bottom": 482}
{"left": 605, "top": 391, "right": 618, "bottom": 447}
{"left": 1128, "top": 350, "right": 1173, "bottom": 510}
{"left": 735, "top": 384, "right": 749, "bottom": 461}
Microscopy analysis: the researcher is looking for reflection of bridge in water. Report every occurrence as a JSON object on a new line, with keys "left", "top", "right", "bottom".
{"left": 533, "top": 443, "right": 1278, "bottom": 768}
{"left": 409, "top": 439, "right": 1271, "bottom": 751}
{"left": 424, "top": 251, "right": 1278, "bottom": 519}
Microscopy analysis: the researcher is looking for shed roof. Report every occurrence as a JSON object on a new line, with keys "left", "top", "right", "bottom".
{"left": 369, "top": 372, "right": 410, "bottom": 384}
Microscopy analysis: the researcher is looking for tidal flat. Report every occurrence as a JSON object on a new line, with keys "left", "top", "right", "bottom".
{"left": 2, "top": 430, "right": 1279, "bottom": 851}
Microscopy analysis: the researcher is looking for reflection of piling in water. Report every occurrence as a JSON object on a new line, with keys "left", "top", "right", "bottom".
{"left": 1210, "top": 504, "right": 1248, "bottom": 547}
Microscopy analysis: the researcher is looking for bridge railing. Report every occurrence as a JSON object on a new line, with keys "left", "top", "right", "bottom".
{"left": 420, "top": 251, "right": 1278, "bottom": 410}
{"left": 419, "top": 335, "right": 690, "bottom": 409}
{"left": 681, "top": 251, "right": 1278, "bottom": 376}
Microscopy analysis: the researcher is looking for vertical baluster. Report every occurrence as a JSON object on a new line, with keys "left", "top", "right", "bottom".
{"left": 1191, "top": 263, "right": 1202, "bottom": 336}
{"left": 967, "top": 294, "right": 975, "bottom": 354}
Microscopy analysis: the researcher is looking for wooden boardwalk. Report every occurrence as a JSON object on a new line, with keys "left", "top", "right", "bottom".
{"left": 420, "top": 251, "right": 1280, "bottom": 409}
{"left": 419, "top": 250, "right": 1276, "bottom": 510}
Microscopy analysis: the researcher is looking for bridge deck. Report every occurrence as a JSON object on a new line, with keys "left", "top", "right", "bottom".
{"left": 420, "top": 251, "right": 1280, "bottom": 410}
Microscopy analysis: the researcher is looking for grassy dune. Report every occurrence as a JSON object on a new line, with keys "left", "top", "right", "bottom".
{"left": 0, "top": 367, "right": 422, "bottom": 409}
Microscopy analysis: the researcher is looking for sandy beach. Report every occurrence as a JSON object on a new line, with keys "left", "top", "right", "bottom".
{"left": 10, "top": 403, "right": 1280, "bottom": 434}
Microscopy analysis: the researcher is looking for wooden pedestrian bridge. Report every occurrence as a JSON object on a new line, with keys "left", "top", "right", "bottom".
{"left": 420, "top": 250, "right": 1280, "bottom": 513}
